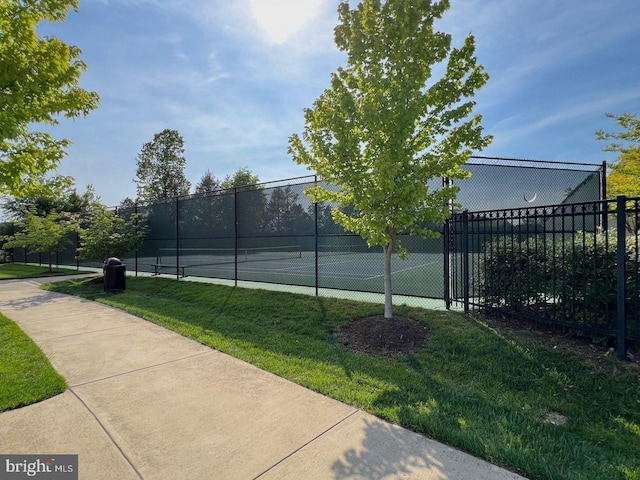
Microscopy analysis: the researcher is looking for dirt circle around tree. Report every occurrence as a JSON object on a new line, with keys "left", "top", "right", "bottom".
{"left": 336, "top": 315, "right": 430, "bottom": 358}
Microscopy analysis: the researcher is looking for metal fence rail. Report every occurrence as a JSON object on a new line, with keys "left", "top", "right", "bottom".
{"left": 448, "top": 196, "right": 640, "bottom": 359}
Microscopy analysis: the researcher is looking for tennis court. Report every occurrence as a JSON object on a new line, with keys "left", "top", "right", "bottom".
{"left": 138, "top": 246, "right": 446, "bottom": 298}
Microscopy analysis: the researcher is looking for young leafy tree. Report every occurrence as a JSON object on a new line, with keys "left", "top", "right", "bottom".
{"left": 289, "top": 0, "right": 492, "bottom": 318}
{"left": 0, "top": 0, "right": 99, "bottom": 197}
{"left": 596, "top": 113, "right": 640, "bottom": 154}
{"left": 597, "top": 113, "right": 640, "bottom": 231}
{"left": 135, "top": 129, "right": 191, "bottom": 201}
{"left": 607, "top": 149, "right": 640, "bottom": 199}
{"left": 597, "top": 113, "right": 640, "bottom": 198}
{"left": 77, "top": 207, "right": 147, "bottom": 263}
{"left": 2, "top": 211, "right": 79, "bottom": 272}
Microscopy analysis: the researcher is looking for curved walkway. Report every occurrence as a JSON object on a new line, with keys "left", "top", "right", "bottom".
{"left": 0, "top": 277, "right": 526, "bottom": 480}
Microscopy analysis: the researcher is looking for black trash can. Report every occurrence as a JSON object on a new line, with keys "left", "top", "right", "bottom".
{"left": 103, "top": 257, "right": 126, "bottom": 292}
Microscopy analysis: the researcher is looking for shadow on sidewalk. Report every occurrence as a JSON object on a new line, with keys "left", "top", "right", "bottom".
{"left": 331, "top": 417, "right": 446, "bottom": 480}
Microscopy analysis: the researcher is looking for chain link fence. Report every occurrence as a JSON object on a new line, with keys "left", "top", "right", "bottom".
{"left": 11, "top": 157, "right": 606, "bottom": 304}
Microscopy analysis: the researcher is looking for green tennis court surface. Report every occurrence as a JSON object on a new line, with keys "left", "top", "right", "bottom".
{"left": 137, "top": 250, "right": 446, "bottom": 298}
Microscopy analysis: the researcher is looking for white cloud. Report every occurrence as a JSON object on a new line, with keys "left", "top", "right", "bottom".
{"left": 442, "top": 0, "right": 640, "bottom": 106}
{"left": 487, "top": 86, "right": 640, "bottom": 153}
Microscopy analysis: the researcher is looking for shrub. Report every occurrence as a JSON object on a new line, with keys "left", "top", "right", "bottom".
{"left": 478, "top": 236, "right": 553, "bottom": 311}
{"left": 556, "top": 229, "right": 640, "bottom": 336}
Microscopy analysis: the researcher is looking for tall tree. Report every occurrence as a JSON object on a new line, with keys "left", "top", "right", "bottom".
{"left": 2, "top": 179, "right": 101, "bottom": 221}
{"left": 0, "top": 0, "right": 99, "bottom": 197}
{"left": 222, "top": 168, "right": 265, "bottom": 235}
{"left": 135, "top": 129, "right": 191, "bottom": 201}
{"left": 185, "top": 170, "right": 227, "bottom": 236}
{"left": 289, "top": 0, "right": 492, "bottom": 318}
{"left": 194, "top": 170, "right": 221, "bottom": 196}
{"left": 221, "top": 167, "right": 260, "bottom": 189}
{"left": 265, "top": 186, "right": 312, "bottom": 234}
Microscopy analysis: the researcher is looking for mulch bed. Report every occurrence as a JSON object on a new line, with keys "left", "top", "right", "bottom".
{"left": 337, "top": 315, "right": 429, "bottom": 358}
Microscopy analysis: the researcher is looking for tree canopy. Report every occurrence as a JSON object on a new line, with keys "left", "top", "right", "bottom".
{"left": 221, "top": 167, "right": 260, "bottom": 190}
{"left": 2, "top": 179, "right": 101, "bottom": 220}
{"left": 2, "top": 210, "right": 78, "bottom": 272}
{"left": 597, "top": 113, "right": 640, "bottom": 201}
{"left": 135, "top": 129, "right": 191, "bottom": 201}
{"left": 289, "top": 0, "right": 491, "bottom": 318}
{"left": 607, "top": 148, "right": 640, "bottom": 200}
{"left": 194, "top": 170, "right": 221, "bottom": 196}
{"left": 596, "top": 113, "right": 640, "bottom": 154}
{"left": 0, "top": 0, "right": 99, "bottom": 197}
{"left": 77, "top": 207, "right": 147, "bottom": 262}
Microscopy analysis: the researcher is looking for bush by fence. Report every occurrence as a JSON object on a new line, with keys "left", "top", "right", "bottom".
{"left": 452, "top": 197, "right": 640, "bottom": 358}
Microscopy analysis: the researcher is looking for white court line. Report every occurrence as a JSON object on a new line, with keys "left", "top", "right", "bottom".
{"left": 186, "top": 260, "right": 377, "bottom": 280}
{"left": 362, "top": 260, "right": 442, "bottom": 281}
{"left": 182, "top": 256, "right": 443, "bottom": 281}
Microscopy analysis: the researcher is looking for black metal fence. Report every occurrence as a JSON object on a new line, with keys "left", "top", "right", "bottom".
{"left": 448, "top": 196, "right": 640, "bottom": 359}
{"left": 15, "top": 157, "right": 638, "bottom": 353}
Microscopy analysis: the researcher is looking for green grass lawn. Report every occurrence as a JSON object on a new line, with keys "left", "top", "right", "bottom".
{"left": 43, "top": 276, "right": 640, "bottom": 480}
{"left": 0, "top": 313, "right": 67, "bottom": 412}
{"left": 0, "top": 263, "right": 85, "bottom": 280}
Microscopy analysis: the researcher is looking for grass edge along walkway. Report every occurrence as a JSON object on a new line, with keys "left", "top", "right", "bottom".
{"left": 0, "top": 312, "right": 67, "bottom": 412}
{"left": 43, "top": 276, "right": 640, "bottom": 480}
{"left": 0, "top": 263, "right": 87, "bottom": 280}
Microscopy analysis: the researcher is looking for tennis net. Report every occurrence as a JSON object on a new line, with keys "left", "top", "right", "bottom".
{"left": 156, "top": 245, "right": 302, "bottom": 267}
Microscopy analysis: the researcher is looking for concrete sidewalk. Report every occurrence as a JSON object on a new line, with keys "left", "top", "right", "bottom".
{"left": 0, "top": 278, "right": 526, "bottom": 480}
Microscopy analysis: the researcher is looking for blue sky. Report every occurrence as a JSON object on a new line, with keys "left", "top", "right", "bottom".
{"left": 40, "top": 0, "right": 640, "bottom": 207}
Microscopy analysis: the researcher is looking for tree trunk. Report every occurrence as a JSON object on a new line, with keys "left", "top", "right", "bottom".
{"left": 48, "top": 252, "right": 53, "bottom": 273}
{"left": 383, "top": 243, "right": 393, "bottom": 319}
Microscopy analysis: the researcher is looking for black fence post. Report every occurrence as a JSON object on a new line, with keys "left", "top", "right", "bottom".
{"left": 601, "top": 161, "right": 607, "bottom": 200}
{"left": 443, "top": 219, "right": 451, "bottom": 309}
{"left": 176, "top": 196, "right": 180, "bottom": 281}
{"left": 134, "top": 203, "right": 139, "bottom": 277}
{"left": 234, "top": 187, "right": 238, "bottom": 287}
{"left": 616, "top": 195, "right": 627, "bottom": 360}
{"left": 602, "top": 161, "right": 608, "bottom": 231}
{"left": 314, "top": 176, "right": 319, "bottom": 296}
{"left": 76, "top": 231, "right": 80, "bottom": 270}
{"left": 462, "top": 210, "right": 469, "bottom": 312}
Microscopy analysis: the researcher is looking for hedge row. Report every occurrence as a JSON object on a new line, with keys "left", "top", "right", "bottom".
{"left": 478, "top": 230, "right": 640, "bottom": 341}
